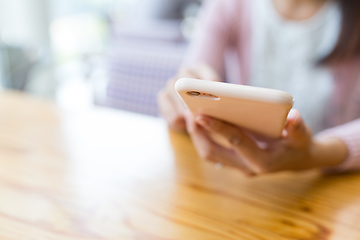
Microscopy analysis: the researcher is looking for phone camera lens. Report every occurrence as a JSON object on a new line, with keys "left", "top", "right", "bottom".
{"left": 188, "top": 91, "right": 201, "bottom": 96}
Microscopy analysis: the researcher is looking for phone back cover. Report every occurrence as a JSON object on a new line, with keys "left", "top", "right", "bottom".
{"left": 176, "top": 78, "right": 294, "bottom": 138}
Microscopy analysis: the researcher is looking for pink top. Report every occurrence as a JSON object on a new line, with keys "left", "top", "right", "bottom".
{"left": 183, "top": 0, "right": 360, "bottom": 172}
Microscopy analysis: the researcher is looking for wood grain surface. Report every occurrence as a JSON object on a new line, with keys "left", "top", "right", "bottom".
{"left": 0, "top": 91, "right": 360, "bottom": 240}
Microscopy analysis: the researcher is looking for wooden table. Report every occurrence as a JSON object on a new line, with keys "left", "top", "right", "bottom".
{"left": 1, "top": 91, "right": 360, "bottom": 240}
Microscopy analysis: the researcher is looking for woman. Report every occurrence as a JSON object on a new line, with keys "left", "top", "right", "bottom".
{"left": 158, "top": 0, "right": 360, "bottom": 176}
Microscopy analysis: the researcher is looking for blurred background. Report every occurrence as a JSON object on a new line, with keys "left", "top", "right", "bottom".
{"left": 0, "top": 0, "right": 204, "bottom": 115}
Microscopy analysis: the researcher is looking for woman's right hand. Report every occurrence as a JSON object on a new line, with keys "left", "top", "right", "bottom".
{"left": 157, "top": 63, "right": 221, "bottom": 131}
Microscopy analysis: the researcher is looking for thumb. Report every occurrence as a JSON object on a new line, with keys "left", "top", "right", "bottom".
{"left": 195, "top": 63, "right": 221, "bottom": 82}
{"left": 284, "top": 109, "right": 310, "bottom": 144}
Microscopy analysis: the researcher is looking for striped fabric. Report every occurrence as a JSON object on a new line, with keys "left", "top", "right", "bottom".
{"left": 105, "top": 21, "right": 188, "bottom": 116}
{"left": 317, "top": 119, "right": 360, "bottom": 172}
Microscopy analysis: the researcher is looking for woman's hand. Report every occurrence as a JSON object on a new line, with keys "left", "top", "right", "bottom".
{"left": 157, "top": 64, "right": 221, "bottom": 131}
{"left": 185, "top": 109, "right": 348, "bottom": 176}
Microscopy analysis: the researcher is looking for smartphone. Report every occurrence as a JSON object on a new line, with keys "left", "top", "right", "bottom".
{"left": 175, "top": 78, "right": 294, "bottom": 138}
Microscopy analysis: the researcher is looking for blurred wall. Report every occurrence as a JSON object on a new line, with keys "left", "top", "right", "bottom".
{"left": 0, "top": 0, "right": 50, "bottom": 48}
{"left": 0, "top": 0, "right": 52, "bottom": 92}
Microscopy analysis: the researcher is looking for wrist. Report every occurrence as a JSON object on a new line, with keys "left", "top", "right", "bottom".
{"left": 309, "top": 137, "right": 348, "bottom": 168}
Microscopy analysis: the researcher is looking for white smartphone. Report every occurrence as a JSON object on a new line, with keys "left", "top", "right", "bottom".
{"left": 175, "top": 78, "right": 294, "bottom": 138}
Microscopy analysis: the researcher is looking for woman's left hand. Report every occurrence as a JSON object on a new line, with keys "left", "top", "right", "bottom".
{"left": 185, "top": 110, "right": 348, "bottom": 176}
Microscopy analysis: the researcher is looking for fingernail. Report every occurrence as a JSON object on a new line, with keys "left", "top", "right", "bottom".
{"left": 288, "top": 109, "right": 300, "bottom": 128}
{"left": 292, "top": 115, "right": 301, "bottom": 128}
{"left": 282, "top": 129, "right": 288, "bottom": 137}
{"left": 196, "top": 116, "right": 211, "bottom": 128}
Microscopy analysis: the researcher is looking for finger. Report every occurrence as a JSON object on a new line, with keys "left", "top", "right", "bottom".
{"left": 195, "top": 115, "right": 268, "bottom": 173}
{"left": 186, "top": 113, "right": 255, "bottom": 176}
{"left": 177, "top": 67, "right": 201, "bottom": 79}
{"left": 163, "top": 79, "right": 187, "bottom": 119}
{"left": 167, "top": 79, "right": 187, "bottom": 112}
{"left": 158, "top": 91, "right": 186, "bottom": 131}
{"left": 245, "top": 129, "right": 278, "bottom": 144}
{"left": 221, "top": 149, "right": 257, "bottom": 176}
{"left": 194, "top": 131, "right": 256, "bottom": 177}
{"left": 286, "top": 109, "right": 302, "bottom": 129}
{"left": 285, "top": 109, "right": 311, "bottom": 146}
{"left": 172, "top": 117, "right": 186, "bottom": 131}
{"left": 195, "top": 63, "right": 221, "bottom": 82}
